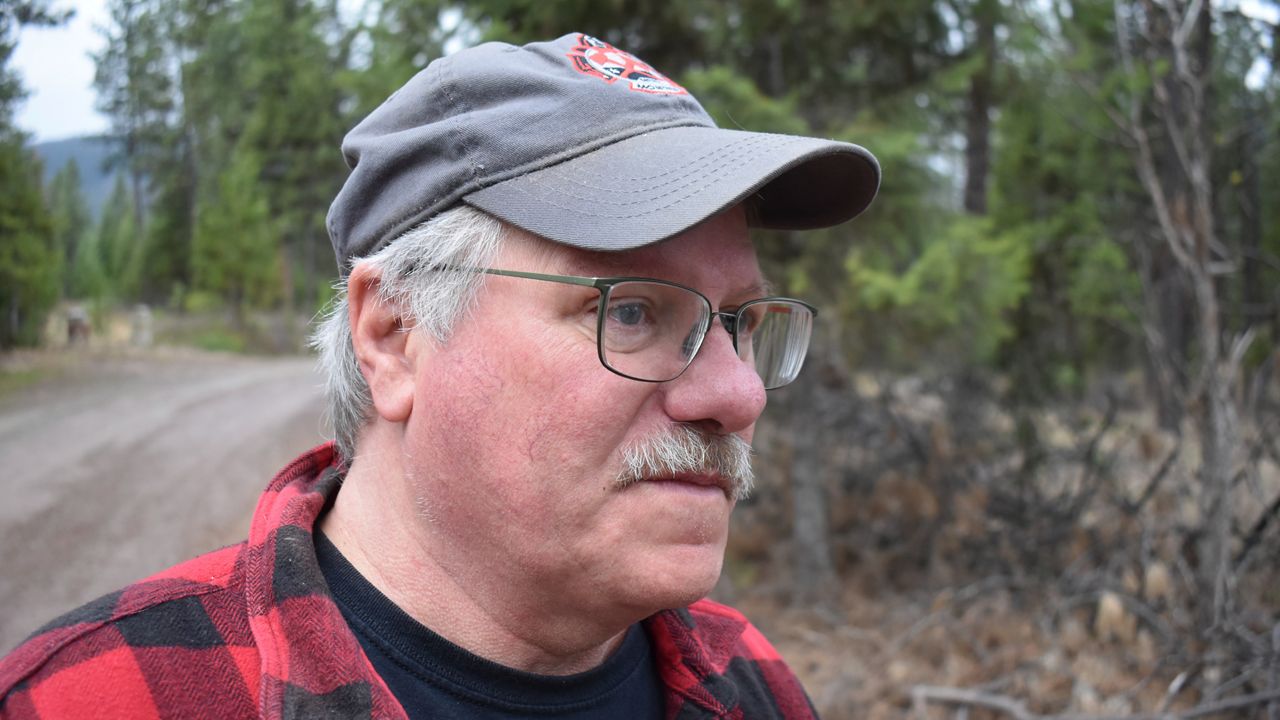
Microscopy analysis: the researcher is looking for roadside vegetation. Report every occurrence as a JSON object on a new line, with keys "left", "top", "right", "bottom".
{"left": 0, "top": 0, "right": 1276, "bottom": 716}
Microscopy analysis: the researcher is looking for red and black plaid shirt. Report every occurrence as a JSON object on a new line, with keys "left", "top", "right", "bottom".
{"left": 1, "top": 444, "right": 817, "bottom": 719}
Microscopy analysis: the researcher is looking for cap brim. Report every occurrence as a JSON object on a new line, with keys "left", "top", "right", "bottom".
{"left": 462, "top": 125, "right": 880, "bottom": 251}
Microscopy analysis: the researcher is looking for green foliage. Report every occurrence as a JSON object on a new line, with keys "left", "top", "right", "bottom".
{"left": 984, "top": 7, "right": 1148, "bottom": 386}
{"left": 680, "top": 66, "right": 808, "bottom": 136}
{"left": 0, "top": 365, "right": 48, "bottom": 398}
{"left": 68, "top": 229, "right": 107, "bottom": 303}
{"left": 93, "top": 0, "right": 174, "bottom": 178}
{"left": 171, "top": 0, "right": 249, "bottom": 161}
{"left": 846, "top": 215, "right": 1031, "bottom": 364}
{"left": 344, "top": 0, "right": 451, "bottom": 118}
{"left": 139, "top": 178, "right": 195, "bottom": 304}
{"left": 70, "top": 0, "right": 1275, "bottom": 386}
{"left": 181, "top": 289, "right": 222, "bottom": 313}
{"left": 236, "top": 0, "right": 349, "bottom": 308}
{"left": 191, "top": 327, "right": 247, "bottom": 353}
{"left": 0, "top": 1, "right": 71, "bottom": 346}
{"left": 0, "top": 140, "right": 58, "bottom": 347}
{"left": 47, "top": 160, "right": 91, "bottom": 296}
{"left": 1068, "top": 235, "right": 1138, "bottom": 326}
{"left": 90, "top": 0, "right": 186, "bottom": 306}
{"left": 192, "top": 148, "right": 280, "bottom": 315}
{"left": 95, "top": 174, "right": 143, "bottom": 300}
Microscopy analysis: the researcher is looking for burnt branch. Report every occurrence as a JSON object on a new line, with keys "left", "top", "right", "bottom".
{"left": 1122, "top": 439, "right": 1183, "bottom": 515}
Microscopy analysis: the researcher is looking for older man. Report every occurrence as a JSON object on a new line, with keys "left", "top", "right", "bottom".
{"left": 0, "top": 33, "right": 877, "bottom": 719}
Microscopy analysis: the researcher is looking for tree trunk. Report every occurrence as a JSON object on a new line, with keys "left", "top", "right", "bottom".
{"left": 1238, "top": 99, "right": 1266, "bottom": 333}
{"left": 1122, "top": 0, "right": 1236, "bottom": 629}
{"left": 963, "top": 0, "right": 997, "bottom": 215}
{"left": 785, "top": 335, "right": 844, "bottom": 609}
{"left": 789, "top": 420, "right": 837, "bottom": 608}
{"left": 129, "top": 166, "right": 146, "bottom": 245}
{"left": 1200, "top": 334, "right": 1237, "bottom": 627}
{"left": 1150, "top": 251, "right": 1192, "bottom": 429}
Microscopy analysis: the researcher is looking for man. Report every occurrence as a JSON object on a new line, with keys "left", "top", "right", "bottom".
{"left": 0, "top": 33, "right": 878, "bottom": 719}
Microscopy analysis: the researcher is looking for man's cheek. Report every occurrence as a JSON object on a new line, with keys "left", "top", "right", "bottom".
{"left": 517, "top": 378, "right": 615, "bottom": 468}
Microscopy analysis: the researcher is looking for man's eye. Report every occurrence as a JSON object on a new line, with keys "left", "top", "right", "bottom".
{"left": 607, "top": 302, "right": 649, "bottom": 327}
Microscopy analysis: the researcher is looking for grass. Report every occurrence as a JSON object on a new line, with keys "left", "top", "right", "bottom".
{"left": 0, "top": 367, "right": 51, "bottom": 401}
{"left": 190, "top": 328, "right": 248, "bottom": 354}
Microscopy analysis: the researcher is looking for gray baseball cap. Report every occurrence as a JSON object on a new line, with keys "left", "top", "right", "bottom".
{"left": 327, "top": 32, "right": 880, "bottom": 272}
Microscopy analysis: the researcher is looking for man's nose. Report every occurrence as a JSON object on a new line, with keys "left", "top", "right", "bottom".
{"left": 660, "top": 321, "right": 767, "bottom": 436}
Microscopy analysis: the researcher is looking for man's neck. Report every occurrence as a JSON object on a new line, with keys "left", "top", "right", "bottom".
{"left": 320, "top": 437, "right": 634, "bottom": 676}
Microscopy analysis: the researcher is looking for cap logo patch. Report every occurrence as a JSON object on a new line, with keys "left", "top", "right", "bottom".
{"left": 567, "top": 34, "right": 687, "bottom": 95}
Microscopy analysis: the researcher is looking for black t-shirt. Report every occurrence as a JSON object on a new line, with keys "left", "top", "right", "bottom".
{"left": 314, "top": 531, "right": 665, "bottom": 719}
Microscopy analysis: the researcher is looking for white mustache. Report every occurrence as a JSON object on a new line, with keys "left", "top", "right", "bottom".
{"left": 616, "top": 425, "right": 755, "bottom": 501}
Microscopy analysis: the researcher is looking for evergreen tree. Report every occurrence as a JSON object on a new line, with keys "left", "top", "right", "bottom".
{"left": 192, "top": 147, "right": 279, "bottom": 324}
{"left": 0, "top": 0, "right": 70, "bottom": 348}
{"left": 93, "top": 0, "right": 174, "bottom": 296}
{"left": 96, "top": 173, "right": 142, "bottom": 301}
{"left": 238, "top": 0, "right": 349, "bottom": 310}
{"left": 144, "top": 0, "right": 247, "bottom": 306}
{"left": 61, "top": 0, "right": 1277, "bottom": 383}
{"left": 47, "top": 159, "right": 91, "bottom": 296}
{"left": 345, "top": 0, "right": 451, "bottom": 118}
{"left": 0, "top": 140, "right": 57, "bottom": 347}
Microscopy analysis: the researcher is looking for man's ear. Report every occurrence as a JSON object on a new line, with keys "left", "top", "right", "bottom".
{"left": 348, "top": 263, "right": 415, "bottom": 423}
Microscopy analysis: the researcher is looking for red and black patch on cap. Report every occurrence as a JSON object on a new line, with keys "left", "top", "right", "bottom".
{"left": 567, "top": 34, "right": 687, "bottom": 95}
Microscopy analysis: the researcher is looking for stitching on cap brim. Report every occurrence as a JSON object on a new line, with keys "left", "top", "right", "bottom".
{"left": 463, "top": 126, "right": 879, "bottom": 250}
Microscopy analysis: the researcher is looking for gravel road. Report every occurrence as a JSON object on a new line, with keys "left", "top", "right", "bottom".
{"left": 0, "top": 350, "right": 327, "bottom": 653}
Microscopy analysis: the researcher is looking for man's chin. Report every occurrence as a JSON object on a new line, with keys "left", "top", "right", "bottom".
{"left": 624, "top": 553, "right": 724, "bottom": 612}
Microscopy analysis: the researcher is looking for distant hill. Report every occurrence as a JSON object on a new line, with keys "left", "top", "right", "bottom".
{"left": 32, "top": 135, "right": 122, "bottom": 220}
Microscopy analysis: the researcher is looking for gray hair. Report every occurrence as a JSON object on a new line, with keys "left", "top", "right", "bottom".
{"left": 312, "top": 206, "right": 506, "bottom": 461}
{"left": 617, "top": 425, "right": 755, "bottom": 501}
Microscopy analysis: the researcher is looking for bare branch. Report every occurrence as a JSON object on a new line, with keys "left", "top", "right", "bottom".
{"left": 1149, "top": 79, "right": 1198, "bottom": 200}
{"left": 1156, "top": 669, "right": 1193, "bottom": 714}
{"left": 1179, "top": 690, "right": 1280, "bottom": 719}
{"left": 1270, "top": 625, "right": 1279, "bottom": 720}
{"left": 1173, "top": 0, "right": 1206, "bottom": 49}
{"left": 1123, "top": 437, "right": 1182, "bottom": 515}
{"left": 1113, "top": 589, "right": 1176, "bottom": 645}
{"left": 1078, "top": 393, "right": 1120, "bottom": 491}
{"left": 910, "top": 685, "right": 1280, "bottom": 719}
{"left": 1066, "top": 74, "right": 1140, "bottom": 146}
{"left": 1234, "top": 490, "right": 1280, "bottom": 568}
{"left": 1206, "top": 260, "right": 1238, "bottom": 276}
{"left": 912, "top": 686, "right": 1032, "bottom": 720}
{"left": 1226, "top": 327, "right": 1259, "bottom": 381}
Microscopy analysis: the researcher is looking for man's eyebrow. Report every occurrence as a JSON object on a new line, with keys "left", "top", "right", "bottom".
{"left": 729, "top": 279, "right": 775, "bottom": 299}
{"left": 560, "top": 255, "right": 775, "bottom": 296}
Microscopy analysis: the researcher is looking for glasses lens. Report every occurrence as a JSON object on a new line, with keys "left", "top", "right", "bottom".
{"left": 600, "top": 281, "right": 710, "bottom": 382}
{"left": 736, "top": 300, "right": 814, "bottom": 389}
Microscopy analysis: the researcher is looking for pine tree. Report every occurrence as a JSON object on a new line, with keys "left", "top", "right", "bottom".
{"left": 93, "top": 0, "right": 174, "bottom": 293}
{"left": 0, "top": 0, "right": 70, "bottom": 347}
{"left": 192, "top": 147, "right": 279, "bottom": 326}
{"left": 238, "top": 0, "right": 349, "bottom": 312}
{"left": 96, "top": 173, "right": 142, "bottom": 301}
{"left": 47, "top": 160, "right": 91, "bottom": 297}
{"left": 0, "top": 141, "right": 57, "bottom": 347}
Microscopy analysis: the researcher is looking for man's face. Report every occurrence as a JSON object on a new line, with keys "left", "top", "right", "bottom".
{"left": 402, "top": 208, "right": 768, "bottom": 623}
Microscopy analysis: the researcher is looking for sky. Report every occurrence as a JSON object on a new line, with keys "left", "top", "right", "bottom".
{"left": 11, "top": 0, "right": 110, "bottom": 143}
{"left": 8, "top": 0, "right": 1277, "bottom": 145}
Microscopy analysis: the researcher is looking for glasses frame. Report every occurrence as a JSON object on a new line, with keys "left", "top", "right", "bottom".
{"left": 464, "top": 267, "right": 817, "bottom": 388}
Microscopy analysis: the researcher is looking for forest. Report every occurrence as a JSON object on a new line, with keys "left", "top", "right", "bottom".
{"left": 1, "top": 0, "right": 1278, "bottom": 716}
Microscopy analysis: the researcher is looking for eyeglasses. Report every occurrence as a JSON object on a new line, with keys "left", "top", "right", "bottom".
{"left": 461, "top": 268, "right": 817, "bottom": 389}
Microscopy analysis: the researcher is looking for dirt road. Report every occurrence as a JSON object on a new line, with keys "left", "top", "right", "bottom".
{"left": 0, "top": 350, "right": 326, "bottom": 653}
